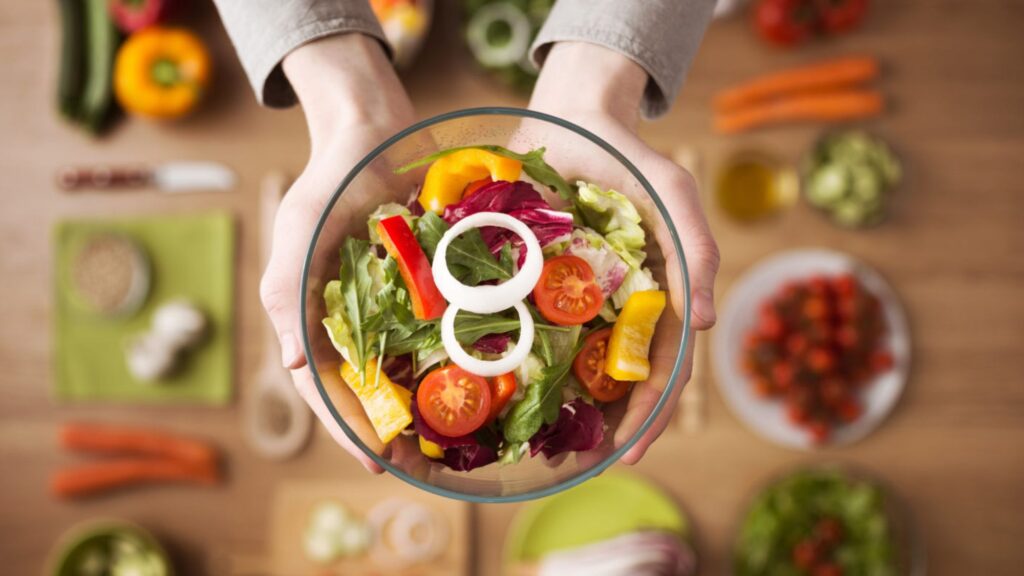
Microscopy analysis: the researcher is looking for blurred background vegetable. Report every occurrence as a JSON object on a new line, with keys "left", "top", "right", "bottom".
{"left": 113, "top": 26, "right": 211, "bottom": 119}
{"left": 462, "top": 0, "right": 554, "bottom": 91}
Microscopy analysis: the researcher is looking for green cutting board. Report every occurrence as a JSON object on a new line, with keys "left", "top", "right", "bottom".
{"left": 54, "top": 213, "right": 235, "bottom": 404}
{"left": 505, "top": 473, "right": 690, "bottom": 562}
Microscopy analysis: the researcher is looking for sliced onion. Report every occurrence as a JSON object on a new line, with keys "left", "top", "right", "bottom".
{"left": 441, "top": 302, "right": 534, "bottom": 377}
{"left": 367, "top": 498, "right": 449, "bottom": 567}
{"left": 431, "top": 211, "right": 542, "bottom": 314}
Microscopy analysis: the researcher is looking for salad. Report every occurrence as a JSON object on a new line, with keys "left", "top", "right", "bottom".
{"left": 322, "top": 146, "right": 666, "bottom": 471}
{"left": 735, "top": 470, "right": 898, "bottom": 576}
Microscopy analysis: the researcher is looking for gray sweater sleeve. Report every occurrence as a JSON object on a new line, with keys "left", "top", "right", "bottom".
{"left": 211, "top": 0, "right": 388, "bottom": 108}
{"left": 531, "top": 0, "right": 716, "bottom": 118}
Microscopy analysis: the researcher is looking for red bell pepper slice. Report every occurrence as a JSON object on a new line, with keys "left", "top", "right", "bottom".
{"left": 376, "top": 215, "right": 448, "bottom": 320}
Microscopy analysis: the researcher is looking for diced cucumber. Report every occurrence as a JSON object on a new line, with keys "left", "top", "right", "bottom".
{"left": 807, "top": 164, "right": 850, "bottom": 207}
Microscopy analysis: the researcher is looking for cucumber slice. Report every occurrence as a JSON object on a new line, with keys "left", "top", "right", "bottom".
{"left": 466, "top": 3, "right": 532, "bottom": 68}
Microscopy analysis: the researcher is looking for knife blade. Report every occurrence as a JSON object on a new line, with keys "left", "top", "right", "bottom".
{"left": 58, "top": 161, "right": 236, "bottom": 193}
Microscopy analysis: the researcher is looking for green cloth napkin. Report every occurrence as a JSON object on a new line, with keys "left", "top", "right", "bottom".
{"left": 54, "top": 213, "right": 235, "bottom": 404}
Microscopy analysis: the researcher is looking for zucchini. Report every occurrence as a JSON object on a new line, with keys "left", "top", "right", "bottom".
{"left": 56, "top": 0, "right": 86, "bottom": 121}
{"left": 79, "top": 0, "right": 119, "bottom": 134}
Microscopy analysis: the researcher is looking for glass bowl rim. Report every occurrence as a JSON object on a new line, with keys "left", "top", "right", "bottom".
{"left": 300, "top": 106, "right": 692, "bottom": 503}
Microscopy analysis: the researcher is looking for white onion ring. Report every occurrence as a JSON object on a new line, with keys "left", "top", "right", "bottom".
{"left": 431, "top": 212, "right": 542, "bottom": 314}
{"left": 441, "top": 301, "right": 534, "bottom": 377}
{"left": 367, "top": 499, "right": 449, "bottom": 567}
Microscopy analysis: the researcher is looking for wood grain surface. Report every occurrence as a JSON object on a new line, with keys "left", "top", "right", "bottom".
{"left": 1, "top": 1, "right": 1022, "bottom": 574}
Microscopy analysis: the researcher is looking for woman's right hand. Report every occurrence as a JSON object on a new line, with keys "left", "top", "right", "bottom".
{"left": 260, "top": 33, "right": 415, "bottom": 472}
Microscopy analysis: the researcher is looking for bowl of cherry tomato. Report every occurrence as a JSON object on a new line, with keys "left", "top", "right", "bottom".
{"left": 300, "top": 108, "right": 690, "bottom": 502}
{"left": 712, "top": 249, "right": 909, "bottom": 448}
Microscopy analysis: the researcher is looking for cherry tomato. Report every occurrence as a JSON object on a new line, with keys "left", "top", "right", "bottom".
{"left": 815, "top": 517, "right": 844, "bottom": 547}
{"left": 815, "top": 0, "right": 868, "bottom": 33}
{"left": 813, "top": 563, "right": 844, "bottom": 576}
{"left": 808, "top": 420, "right": 830, "bottom": 444}
{"left": 837, "top": 398, "right": 862, "bottom": 423}
{"left": 807, "top": 347, "right": 836, "bottom": 373}
{"left": 754, "top": 0, "right": 818, "bottom": 47}
{"left": 416, "top": 365, "right": 491, "bottom": 438}
{"left": 533, "top": 255, "right": 605, "bottom": 326}
{"left": 870, "top": 350, "right": 894, "bottom": 372}
{"left": 572, "top": 328, "right": 632, "bottom": 402}
{"left": 486, "top": 372, "right": 517, "bottom": 423}
{"left": 792, "top": 538, "right": 819, "bottom": 569}
{"left": 463, "top": 177, "right": 492, "bottom": 197}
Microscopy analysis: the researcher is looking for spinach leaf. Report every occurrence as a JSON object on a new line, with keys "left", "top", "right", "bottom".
{"left": 395, "top": 145, "right": 574, "bottom": 201}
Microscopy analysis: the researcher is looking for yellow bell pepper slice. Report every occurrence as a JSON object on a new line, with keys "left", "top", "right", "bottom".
{"left": 339, "top": 360, "right": 413, "bottom": 444}
{"left": 418, "top": 436, "right": 444, "bottom": 459}
{"left": 605, "top": 290, "right": 666, "bottom": 381}
{"left": 418, "top": 148, "right": 522, "bottom": 213}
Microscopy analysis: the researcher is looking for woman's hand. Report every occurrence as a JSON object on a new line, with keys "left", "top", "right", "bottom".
{"left": 260, "top": 33, "right": 415, "bottom": 472}
{"left": 529, "top": 42, "right": 721, "bottom": 464}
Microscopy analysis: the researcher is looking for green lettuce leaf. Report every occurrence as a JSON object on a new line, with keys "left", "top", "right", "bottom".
{"left": 322, "top": 280, "right": 355, "bottom": 365}
{"left": 575, "top": 181, "right": 647, "bottom": 267}
{"left": 611, "top": 267, "right": 660, "bottom": 309}
{"left": 367, "top": 202, "right": 415, "bottom": 244}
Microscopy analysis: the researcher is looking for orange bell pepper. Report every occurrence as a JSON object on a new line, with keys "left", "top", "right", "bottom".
{"left": 417, "top": 148, "right": 522, "bottom": 213}
{"left": 114, "top": 27, "right": 211, "bottom": 119}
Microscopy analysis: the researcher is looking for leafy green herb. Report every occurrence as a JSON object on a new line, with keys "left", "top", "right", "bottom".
{"left": 452, "top": 310, "right": 569, "bottom": 347}
{"left": 414, "top": 211, "right": 447, "bottom": 260}
{"left": 395, "top": 145, "right": 574, "bottom": 201}
{"left": 447, "top": 228, "right": 511, "bottom": 285}
{"left": 385, "top": 323, "right": 442, "bottom": 356}
{"left": 338, "top": 238, "right": 378, "bottom": 376}
{"left": 415, "top": 211, "right": 511, "bottom": 286}
{"left": 503, "top": 357, "right": 575, "bottom": 442}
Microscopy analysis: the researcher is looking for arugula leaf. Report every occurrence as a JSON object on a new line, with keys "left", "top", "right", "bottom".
{"left": 503, "top": 358, "right": 575, "bottom": 443}
{"left": 385, "top": 323, "right": 442, "bottom": 356}
{"left": 498, "top": 241, "right": 516, "bottom": 276}
{"left": 452, "top": 310, "right": 569, "bottom": 347}
{"left": 338, "top": 238, "right": 378, "bottom": 375}
{"left": 415, "top": 211, "right": 447, "bottom": 260}
{"left": 395, "top": 145, "right": 574, "bottom": 201}
{"left": 415, "top": 211, "right": 511, "bottom": 286}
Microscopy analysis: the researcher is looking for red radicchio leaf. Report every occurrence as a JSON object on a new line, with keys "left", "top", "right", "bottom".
{"left": 529, "top": 399, "right": 605, "bottom": 459}
{"left": 471, "top": 333, "right": 512, "bottom": 354}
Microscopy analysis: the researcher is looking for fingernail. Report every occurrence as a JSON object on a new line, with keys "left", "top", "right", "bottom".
{"left": 694, "top": 288, "right": 716, "bottom": 327}
{"left": 280, "top": 332, "right": 302, "bottom": 368}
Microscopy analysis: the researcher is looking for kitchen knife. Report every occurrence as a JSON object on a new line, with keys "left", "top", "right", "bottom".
{"left": 57, "top": 161, "right": 236, "bottom": 192}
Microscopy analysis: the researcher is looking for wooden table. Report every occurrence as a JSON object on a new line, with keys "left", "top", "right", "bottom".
{"left": 2, "top": 1, "right": 1022, "bottom": 574}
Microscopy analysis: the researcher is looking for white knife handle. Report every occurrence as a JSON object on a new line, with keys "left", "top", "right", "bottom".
{"left": 57, "top": 166, "right": 153, "bottom": 190}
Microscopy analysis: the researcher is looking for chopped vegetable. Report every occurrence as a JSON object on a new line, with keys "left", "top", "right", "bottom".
{"left": 486, "top": 372, "right": 518, "bottom": 423}
{"left": 804, "top": 131, "right": 901, "bottom": 227}
{"left": 575, "top": 181, "right": 647, "bottom": 267}
{"left": 416, "top": 365, "right": 492, "bottom": 438}
{"left": 377, "top": 215, "right": 447, "bottom": 320}
{"left": 441, "top": 302, "right": 535, "bottom": 377}
{"left": 533, "top": 255, "right": 605, "bottom": 326}
{"left": 368, "top": 202, "right": 415, "bottom": 243}
{"left": 109, "top": 0, "right": 170, "bottom": 33}
{"left": 735, "top": 470, "right": 895, "bottom": 576}
{"left": 573, "top": 328, "right": 632, "bottom": 402}
{"left": 418, "top": 435, "right": 444, "bottom": 459}
{"left": 611, "top": 267, "right": 660, "bottom": 310}
{"left": 503, "top": 352, "right": 576, "bottom": 443}
{"left": 564, "top": 229, "right": 630, "bottom": 297}
{"left": 605, "top": 291, "right": 666, "bottom": 381}
{"left": 339, "top": 359, "right": 413, "bottom": 444}
{"left": 417, "top": 148, "right": 522, "bottom": 213}
{"left": 714, "top": 56, "right": 880, "bottom": 113}
{"left": 528, "top": 398, "right": 604, "bottom": 458}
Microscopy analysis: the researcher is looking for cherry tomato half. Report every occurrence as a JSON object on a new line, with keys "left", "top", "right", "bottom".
{"left": 416, "top": 365, "right": 491, "bottom": 438}
{"left": 572, "top": 328, "right": 631, "bottom": 402}
{"left": 533, "top": 255, "right": 605, "bottom": 326}
{"left": 486, "top": 372, "right": 517, "bottom": 423}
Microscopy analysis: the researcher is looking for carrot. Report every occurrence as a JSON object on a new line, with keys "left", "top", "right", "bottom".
{"left": 713, "top": 90, "right": 884, "bottom": 134}
{"left": 59, "top": 422, "right": 218, "bottom": 466}
{"left": 714, "top": 57, "right": 880, "bottom": 113}
{"left": 50, "top": 458, "right": 220, "bottom": 499}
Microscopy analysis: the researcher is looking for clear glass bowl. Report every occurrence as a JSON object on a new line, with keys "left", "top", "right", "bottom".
{"left": 300, "top": 107, "right": 691, "bottom": 502}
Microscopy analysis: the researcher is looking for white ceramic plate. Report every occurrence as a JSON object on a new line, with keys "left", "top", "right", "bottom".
{"left": 712, "top": 249, "right": 910, "bottom": 449}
